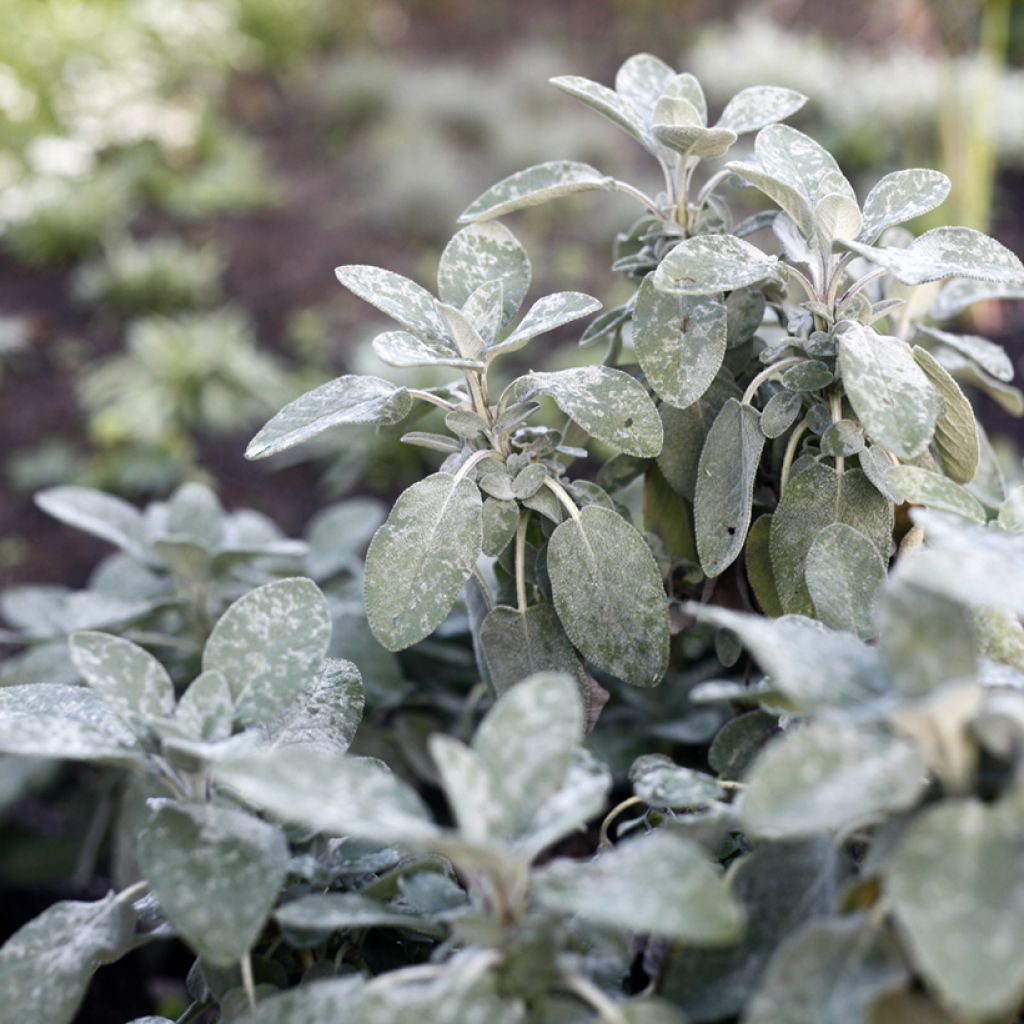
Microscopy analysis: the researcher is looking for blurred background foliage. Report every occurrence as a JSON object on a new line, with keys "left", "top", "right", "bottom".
{"left": 1, "top": 0, "right": 1024, "bottom": 1016}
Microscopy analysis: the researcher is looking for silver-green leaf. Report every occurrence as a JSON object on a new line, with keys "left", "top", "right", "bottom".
{"left": 805, "top": 523, "right": 886, "bottom": 638}
{"left": 858, "top": 168, "right": 951, "bottom": 243}
{"left": 654, "top": 235, "right": 780, "bottom": 296}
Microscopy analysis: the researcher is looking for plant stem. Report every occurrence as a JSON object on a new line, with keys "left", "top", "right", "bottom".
{"left": 829, "top": 392, "right": 844, "bottom": 475}
{"left": 114, "top": 879, "right": 150, "bottom": 906}
{"left": 241, "top": 951, "right": 256, "bottom": 1010}
{"left": 515, "top": 511, "right": 530, "bottom": 613}
{"left": 598, "top": 795, "right": 644, "bottom": 849}
{"left": 780, "top": 419, "right": 809, "bottom": 493}
{"left": 408, "top": 388, "right": 457, "bottom": 412}
{"left": 612, "top": 180, "right": 663, "bottom": 218}
{"left": 563, "top": 972, "right": 630, "bottom": 1024}
{"left": 741, "top": 357, "right": 804, "bottom": 406}
{"left": 543, "top": 476, "right": 581, "bottom": 521}
{"left": 453, "top": 448, "right": 501, "bottom": 484}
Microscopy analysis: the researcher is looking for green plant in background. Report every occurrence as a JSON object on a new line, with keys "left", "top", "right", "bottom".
{"left": 73, "top": 236, "right": 224, "bottom": 317}
{"left": 5, "top": 50, "right": 1024, "bottom": 1024}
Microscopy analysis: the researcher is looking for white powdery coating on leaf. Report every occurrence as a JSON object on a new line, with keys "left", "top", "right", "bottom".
{"left": 458, "top": 160, "right": 614, "bottom": 223}
{"left": 837, "top": 321, "right": 939, "bottom": 458}
{"left": 203, "top": 577, "right": 331, "bottom": 726}
{"left": 335, "top": 264, "right": 450, "bottom": 340}
{"left": 917, "top": 324, "right": 1014, "bottom": 382}
{"left": 364, "top": 474, "right": 483, "bottom": 652}
{"left": 0, "top": 894, "right": 135, "bottom": 1024}
{"left": 35, "top": 486, "right": 149, "bottom": 561}
{"left": 716, "top": 85, "right": 807, "bottom": 134}
{"left": 246, "top": 375, "right": 413, "bottom": 459}
{"left": 755, "top": 123, "right": 850, "bottom": 204}
{"left": 654, "top": 234, "right": 779, "bottom": 296}
{"left": 741, "top": 720, "right": 927, "bottom": 838}
{"left": 858, "top": 167, "right": 950, "bottom": 242}
{"left": 491, "top": 291, "right": 601, "bottom": 357}
{"left": 0, "top": 684, "right": 143, "bottom": 762}
{"left": 614, "top": 53, "right": 675, "bottom": 120}
{"left": 551, "top": 74, "right": 652, "bottom": 146}
{"left": 840, "top": 226, "right": 1024, "bottom": 285}
{"left": 372, "top": 329, "right": 479, "bottom": 370}
{"left": 437, "top": 222, "right": 530, "bottom": 325}
{"left": 138, "top": 800, "right": 288, "bottom": 966}
{"left": 521, "top": 365, "right": 662, "bottom": 456}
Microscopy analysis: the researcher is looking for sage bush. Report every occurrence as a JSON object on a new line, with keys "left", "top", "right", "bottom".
{"left": 3, "top": 52, "right": 1024, "bottom": 1024}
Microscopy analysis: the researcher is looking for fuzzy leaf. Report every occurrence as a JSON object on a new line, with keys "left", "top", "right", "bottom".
{"left": 214, "top": 748, "right": 439, "bottom": 843}
{"left": 372, "top": 330, "right": 481, "bottom": 371}
{"left": 459, "top": 161, "right": 614, "bottom": 223}
{"left": 654, "top": 235, "right": 780, "bottom": 296}
{"left": 175, "top": 670, "right": 233, "bottom": 742}
{"left": 437, "top": 222, "right": 530, "bottom": 325}
{"left": 547, "top": 506, "right": 669, "bottom": 687}
{"left": 69, "top": 631, "right": 175, "bottom": 729}
{"left": 634, "top": 275, "right": 727, "bottom": 410}
{"left": 335, "top": 265, "right": 449, "bottom": 340}
{"left": 534, "top": 831, "right": 743, "bottom": 944}
{"left": 517, "top": 366, "right": 661, "bottom": 456}
{"left": 837, "top": 321, "right": 939, "bottom": 458}
{"left": 274, "top": 893, "right": 443, "bottom": 939}
{"left": 911, "top": 346, "right": 979, "bottom": 484}
{"left": 551, "top": 75, "right": 650, "bottom": 146}
{"left": 0, "top": 894, "right": 136, "bottom": 1024}
{"left": 805, "top": 523, "right": 886, "bottom": 638}
{"left": 246, "top": 376, "right": 413, "bottom": 459}
{"left": 203, "top": 578, "right": 331, "bottom": 726}
{"left": 481, "top": 498, "right": 518, "bottom": 558}
{"left": 839, "top": 227, "right": 1024, "bottom": 286}
{"left": 887, "top": 798, "right": 1024, "bottom": 1018}
{"left": 917, "top": 324, "right": 1014, "bottom": 381}
{"left": 771, "top": 463, "right": 892, "bottom": 616}
{"left": 886, "top": 465, "right": 986, "bottom": 523}
{"left": 741, "top": 721, "right": 927, "bottom": 837}
{"left": 859, "top": 168, "right": 951, "bottom": 242}
{"left": 364, "top": 474, "right": 483, "bottom": 651}
{"left": 716, "top": 86, "right": 807, "bottom": 134}
{"left": 35, "top": 486, "right": 149, "bottom": 561}
{"left": 489, "top": 292, "right": 602, "bottom": 358}
{"left": 728, "top": 161, "right": 814, "bottom": 236}
{"left": 0, "top": 684, "right": 143, "bottom": 764}
{"left": 630, "top": 754, "right": 724, "bottom": 808}
{"left": 614, "top": 53, "right": 675, "bottom": 118}
{"left": 694, "top": 398, "right": 764, "bottom": 576}
{"left": 138, "top": 800, "right": 288, "bottom": 966}
{"left": 760, "top": 390, "right": 802, "bottom": 438}
{"left": 479, "top": 604, "right": 588, "bottom": 698}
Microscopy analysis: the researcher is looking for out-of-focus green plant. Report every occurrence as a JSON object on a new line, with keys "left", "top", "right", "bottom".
{"left": 73, "top": 236, "right": 224, "bottom": 317}
{"left": 80, "top": 308, "right": 295, "bottom": 463}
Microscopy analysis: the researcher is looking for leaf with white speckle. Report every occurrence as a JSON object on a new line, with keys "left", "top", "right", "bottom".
{"left": 858, "top": 168, "right": 951, "bottom": 242}
{"left": 886, "top": 465, "right": 986, "bottom": 523}
{"left": 364, "top": 474, "right": 483, "bottom": 651}
{"left": 634, "top": 274, "right": 726, "bottom": 410}
{"left": 203, "top": 578, "right": 331, "bottom": 726}
{"left": 175, "top": 670, "right": 233, "bottom": 741}
{"left": 805, "top": 523, "right": 886, "bottom": 638}
{"left": 547, "top": 506, "right": 669, "bottom": 687}
{"left": 237, "top": 978, "right": 366, "bottom": 1024}
{"left": 458, "top": 161, "right": 615, "bottom": 223}
{"left": 741, "top": 720, "right": 927, "bottom": 838}
{"left": 630, "top": 754, "right": 724, "bottom": 809}
{"left": 138, "top": 800, "right": 288, "bottom": 966}
{"left": 716, "top": 86, "right": 807, "bottom": 134}
{"left": 488, "top": 292, "right": 602, "bottom": 359}
{"left": 689, "top": 605, "right": 887, "bottom": 713}
{"left": 437, "top": 222, "right": 530, "bottom": 326}
{"left": 911, "top": 346, "right": 979, "bottom": 484}
{"left": 837, "top": 321, "right": 939, "bottom": 458}
{"left": 0, "top": 684, "right": 143, "bottom": 764}
{"left": 215, "top": 747, "right": 439, "bottom": 843}
{"left": 516, "top": 366, "right": 662, "bottom": 456}
{"left": 274, "top": 892, "right": 444, "bottom": 939}
{"left": 839, "top": 227, "right": 1024, "bottom": 285}
{"left": 69, "top": 631, "right": 174, "bottom": 733}
{"left": 614, "top": 53, "right": 675, "bottom": 119}
{"left": 335, "top": 265, "right": 450, "bottom": 340}
{"left": 887, "top": 797, "right": 1024, "bottom": 1018}
{"left": 372, "top": 330, "right": 482, "bottom": 370}
{"left": 35, "top": 486, "right": 149, "bottom": 562}
{"left": 654, "top": 235, "right": 780, "bottom": 296}
{"left": 245, "top": 376, "right": 413, "bottom": 459}
{"left": 534, "top": 831, "right": 743, "bottom": 944}
{"left": 917, "top": 324, "right": 1014, "bottom": 381}
{"left": 0, "top": 894, "right": 136, "bottom": 1024}
{"left": 694, "top": 398, "right": 764, "bottom": 577}
{"left": 551, "top": 75, "right": 651, "bottom": 147}
{"left": 481, "top": 497, "right": 518, "bottom": 557}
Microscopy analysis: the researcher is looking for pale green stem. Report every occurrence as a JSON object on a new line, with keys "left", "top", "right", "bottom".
{"left": 515, "top": 511, "right": 530, "bottom": 613}
{"left": 741, "top": 357, "right": 804, "bottom": 406}
{"left": 453, "top": 448, "right": 501, "bottom": 484}
{"left": 782, "top": 263, "right": 817, "bottom": 304}
{"left": 564, "top": 972, "right": 630, "bottom": 1024}
{"left": 464, "top": 371, "right": 491, "bottom": 423}
{"left": 598, "top": 795, "right": 644, "bottom": 849}
{"left": 543, "top": 476, "right": 581, "bottom": 521}
{"left": 408, "top": 388, "right": 457, "bottom": 412}
{"left": 839, "top": 267, "right": 887, "bottom": 308}
{"left": 241, "top": 951, "right": 256, "bottom": 1010}
{"left": 830, "top": 392, "right": 844, "bottom": 476}
{"left": 780, "top": 419, "right": 809, "bottom": 492}
{"left": 612, "top": 180, "right": 663, "bottom": 218}
{"left": 114, "top": 879, "right": 150, "bottom": 906}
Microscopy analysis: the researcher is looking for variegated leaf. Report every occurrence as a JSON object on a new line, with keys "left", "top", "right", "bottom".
{"left": 716, "top": 85, "right": 807, "bottom": 134}
{"left": 489, "top": 291, "right": 601, "bottom": 358}
{"left": 654, "top": 235, "right": 780, "bottom": 296}
{"left": 551, "top": 74, "right": 650, "bottom": 146}
{"left": 859, "top": 168, "right": 951, "bottom": 242}
{"left": 335, "top": 265, "right": 449, "bottom": 340}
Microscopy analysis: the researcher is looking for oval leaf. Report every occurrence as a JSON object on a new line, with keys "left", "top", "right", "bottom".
{"left": 805, "top": 523, "right": 886, "bottom": 638}
{"left": 654, "top": 235, "right": 780, "bottom": 296}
